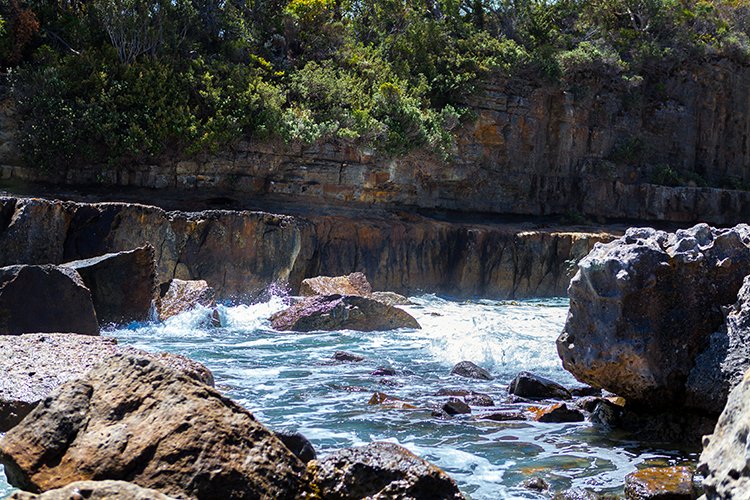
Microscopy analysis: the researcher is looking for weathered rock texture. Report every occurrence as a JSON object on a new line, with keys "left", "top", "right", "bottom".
{"left": 0, "top": 354, "right": 307, "bottom": 499}
{"left": 0, "top": 333, "right": 214, "bottom": 432}
{"left": 63, "top": 245, "right": 157, "bottom": 324}
{"left": 300, "top": 272, "right": 372, "bottom": 296}
{"left": 558, "top": 224, "right": 750, "bottom": 410}
{"left": 624, "top": 466, "right": 695, "bottom": 500}
{"left": 685, "top": 275, "right": 750, "bottom": 414}
{"left": 4, "top": 58, "right": 750, "bottom": 225}
{"left": 0, "top": 264, "right": 99, "bottom": 335}
{"left": 270, "top": 295, "right": 420, "bottom": 332}
{"left": 308, "top": 442, "right": 464, "bottom": 499}
{"left": 9, "top": 480, "right": 177, "bottom": 500}
{"left": 158, "top": 279, "right": 216, "bottom": 321}
{"left": 0, "top": 196, "right": 613, "bottom": 299}
{"left": 699, "top": 368, "right": 750, "bottom": 500}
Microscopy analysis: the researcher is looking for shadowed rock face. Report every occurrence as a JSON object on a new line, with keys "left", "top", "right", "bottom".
{"left": 558, "top": 224, "right": 750, "bottom": 410}
{"left": 0, "top": 264, "right": 99, "bottom": 336}
{"left": 0, "top": 354, "right": 307, "bottom": 499}
{"left": 308, "top": 442, "right": 464, "bottom": 499}
{"left": 63, "top": 245, "right": 157, "bottom": 324}
{"left": 0, "top": 196, "right": 614, "bottom": 300}
{"left": 0, "top": 333, "right": 214, "bottom": 432}
{"left": 699, "top": 368, "right": 750, "bottom": 499}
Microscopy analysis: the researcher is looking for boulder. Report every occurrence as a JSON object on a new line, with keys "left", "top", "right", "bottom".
{"left": 332, "top": 351, "right": 365, "bottom": 362}
{"left": 478, "top": 411, "right": 526, "bottom": 422}
{"left": 508, "top": 372, "right": 572, "bottom": 400}
{"left": 0, "top": 354, "right": 307, "bottom": 498}
{"left": 300, "top": 272, "right": 372, "bottom": 296}
{"left": 685, "top": 275, "right": 750, "bottom": 414}
{"left": 699, "top": 367, "right": 750, "bottom": 499}
{"left": 270, "top": 295, "right": 421, "bottom": 332}
{"left": 274, "top": 431, "right": 317, "bottom": 463}
{"left": 158, "top": 279, "right": 216, "bottom": 322}
{"left": 435, "top": 388, "right": 494, "bottom": 406}
{"left": 443, "top": 398, "right": 471, "bottom": 415}
{"left": 450, "top": 361, "right": 493, "bottom": 380}
{"left": 624, "top": 466, "right": 695, "bottom": 500}
{"left": 0, "top": 265, "right": 99, "bottom": 335}
{"left": 300, "top": 273, "right": 411, "bottom": 306}
{"left": 529, "top": 403, "right": 585, "bottom": 423}
{"left": 0, "top": 333, "right": 213, "bottom": 432}
{"left": 308, "top": 442, "right": 463, "bottom": 499}
{"left": 558, "top": 224, "right": 750, "bottom": 409}
{"left": 63, "top": 245, "right": 157, "bottom": 325}
{"left": 9, "top": 480, "right": 176, "bottom": 499}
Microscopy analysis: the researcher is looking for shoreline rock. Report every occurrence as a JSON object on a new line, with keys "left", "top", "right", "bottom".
{"left": 558, "top": 224, "right": 750, "bottom": 410}
{"left": 0, "top": 333, "right": 213, "bottom": 432}
{"left": 0, "top": 354, "right": 308, "bottom": 499}
{"left": 63, "top": 245, "right": 157, "bottom": 325}
{"left": 270, "top": 294, "right": 421, "bottom": 332}
{"left": 0, "top": 265, "right": 99, "bottom": 336}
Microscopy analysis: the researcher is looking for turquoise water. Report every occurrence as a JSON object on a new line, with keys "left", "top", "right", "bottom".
{"left": 0, "top": 296, "right": 696, "bottom": 499}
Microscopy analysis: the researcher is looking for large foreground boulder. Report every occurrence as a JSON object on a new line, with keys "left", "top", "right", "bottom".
{"left": 0, "top": 265, "right": 99, "bottom": 335}
{"left": 558, "top": 224, "right": 750, "bottom": 409}
{"left": 0, "top": 354, "right": 308, "bottom": 499}
{"left": 9, "top": 480, "right": 176, "bottom": 499}
{"left": 0, "top": 333, "right": 213, "bottom": 432}
{"left": 308, "top": 442, "right": 463, "bottom": 499}
{"left": 63, "top": 245, "right": 157, "bottom": 324}
{"left": 270, "top": 294, "right": 421, "bottom": 332}
{"left": 699, "top": 368, "right": 750, "bottom": 499}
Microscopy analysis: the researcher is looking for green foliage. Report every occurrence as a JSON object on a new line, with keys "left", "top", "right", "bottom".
{"left": 5, "top": 0, "right": 750, "bottom": 169}
{"left": 650, "top": 164, "right": 708, "bottom": 187}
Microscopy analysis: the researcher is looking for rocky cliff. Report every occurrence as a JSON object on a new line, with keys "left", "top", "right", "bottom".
{"left": 2, "top": 58, "right": 749, "bottom": 224}
{"left": 0, "top": 197, "right": 615, "bottom": 300}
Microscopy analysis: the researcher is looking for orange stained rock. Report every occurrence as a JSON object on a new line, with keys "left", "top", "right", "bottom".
{"left": 624, "top": 466, "right": 694, "bottom": 499}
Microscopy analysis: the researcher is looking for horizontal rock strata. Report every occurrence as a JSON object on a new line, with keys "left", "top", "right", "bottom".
{"left": 0, "top": 196, "right": 615, "bottom": 300}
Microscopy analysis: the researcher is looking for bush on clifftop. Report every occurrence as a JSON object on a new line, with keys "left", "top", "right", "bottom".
{"left": 0, "top": 0, "right": 749, "bottom": 169}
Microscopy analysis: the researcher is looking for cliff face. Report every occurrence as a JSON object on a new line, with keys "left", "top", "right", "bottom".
{"left": 0, "top": 197, "right": 614, "bottom": 300}
{"left": 2, "top": 58, "right": 749, "bottom": 224}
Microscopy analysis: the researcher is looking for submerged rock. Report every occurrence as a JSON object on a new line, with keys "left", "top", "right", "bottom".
{"left": 0, "top": 264, "right": 99, "bottom": 335}
{"left": 0, "top": 354, "right": 307, "bottom": 498}
{"left": 478, "top": 411, "right": 526, "bottom": 422}
{"left": 9, "top": 480, "right": 176, "bottom": 499}
{"left": 624, "top": 466, "right": 695, "bottom": 500}
{"left": 308, "top": 442, "right": 463, "bottom": 499}
{"left": 699, "top": 368, "right": 750, "bottom": 499}
{"left": 435, "top": 388, "right": 494, "bottom": 406}
{"left": 508, "top": 372, "right": 572, "bottom": 400}
{"left": 558, "top": 224, "right": 750, "bottom": 409}
{"left": 450, "top": 361, "right": 494, "bottom": 380}
{"left": 443, "top": 398, "right": 471, "bottom": 415}
{"left": 0, "top": 333, "right": 213, "bottom": 432}
{"left": 63, "top": 245, "right": 157, "bottom": 325}
{"left": 530, "top": 403, "right": 585, "bottom": 423}
{"left": 270, "top": 294, "right": 421, "bottom": 332}
{"left": 158, "top": 278, "right": 217, "bottom": 322}
{"left": 332, "top": 350, "right": 365, "bottom": 362}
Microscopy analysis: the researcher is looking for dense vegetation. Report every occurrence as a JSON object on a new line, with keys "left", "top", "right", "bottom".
{"left": 1, "top": 0, "right": 749, "bottom": 168}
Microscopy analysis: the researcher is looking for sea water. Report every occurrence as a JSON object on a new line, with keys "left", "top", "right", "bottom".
{"left": 0, "top": 296, "right": 697, "bottom": 499}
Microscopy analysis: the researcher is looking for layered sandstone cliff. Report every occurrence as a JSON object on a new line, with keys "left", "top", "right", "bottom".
{"left": 2, "top": 58, "right": 749, "bottom": 224}
{"left": 0, "top": 197, "right": 615, "bottom": 300}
